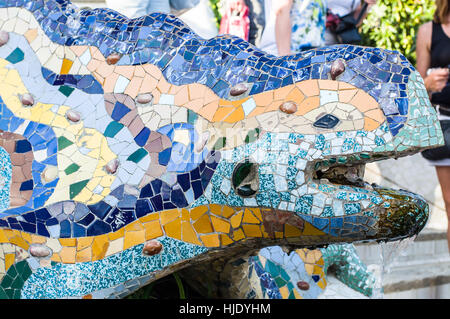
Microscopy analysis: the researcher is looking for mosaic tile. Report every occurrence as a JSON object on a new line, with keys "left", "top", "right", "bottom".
{"left": 0, "top": 0, "right": 442, "bottom": 299}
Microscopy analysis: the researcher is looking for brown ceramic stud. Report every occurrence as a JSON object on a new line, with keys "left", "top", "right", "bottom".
{"left": 106, "top": 52, "right": 121, "bottom": 65}
{"left": 297, "top": 281, "right": 310, "bottom": 291}
{"left": 105, "top": 159, "right": 119, "bottom": 174}
{"left": 20, "top": 93, "right": 34, "bottom": 106}
{"left": 0, "top": 31, "right": 9, "bottom": 46}
{"left": 279, "top": 101, "right": 297, "bottom": 114}
{"left": 29, "top": 244, "right": 52, "bottom": 258}
{"left": 66, "top": 110, "right": 81, "bottom": 123}
{"left": 136, "top": 93, "right": 153, "bottom": 104}
{"left": 230, "top": 83, "right": 248, "bottom": 96}
{"left": 142, "top": 240, "right": 163, "bottom": 256}
{"left": 330, "top": 59, "right": 345, "bottom": 80}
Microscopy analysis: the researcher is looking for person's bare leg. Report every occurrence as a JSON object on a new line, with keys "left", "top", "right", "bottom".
{"left": 435, "top": 166, "right": 450, "bottom": 252}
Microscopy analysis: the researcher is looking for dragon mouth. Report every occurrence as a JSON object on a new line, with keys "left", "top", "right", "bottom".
{"left": 311, "top": 161, "right": 429, "bottom": 241}
{"left": 313, "top": 163, "right": 366, "bottom": 188}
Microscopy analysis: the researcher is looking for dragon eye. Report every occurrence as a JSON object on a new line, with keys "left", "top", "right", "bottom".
{"left": 313, "top": 114, "right": 340, "bottom": 129}
{"left": 232, "top": 159, "right": 259, "bottom": 197}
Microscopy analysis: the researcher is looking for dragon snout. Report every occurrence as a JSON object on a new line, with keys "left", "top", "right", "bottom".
{"left": 373, "top": 187, "right": 429, "bottom": 241}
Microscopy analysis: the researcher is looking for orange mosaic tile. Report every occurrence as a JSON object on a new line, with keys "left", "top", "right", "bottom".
{"left": 76, "top": 247, "right": 92, "bottom": 262}
{"left": 220, "top": 234, "right": 234, "bottom": 246}
{"left": 4, "top": 254, "right": 14, "bottom": 272}
{"left": 58, "top": 246, "right": 76, "bottom": 264}
{"left": 284, "top": 224, "right": 303, "bottom": 237}
{"left": 160, "top": 208, "right": 180, "bottom": 225}
{"left": 318, "top": 79, "right": 339, "bottom": 90}
{"left": 200, "top": 234, "right": 220, "bottom": 247}
{"left": 223, "top": 107, "right": 245, "bottom": 123}
{"left": 297, "top": 96, "right": 320, "bottom": 115}
{"left": 297, "top": 79, "right": 320, "bottom": 96}
{"left": 230, "top": 210, "right": 244, "bottom": 228}
{"left": 76, "top": 237, "right": 94, "bottom": 251}
{"left": 189, "top": 205, "right": 209, "bottom": 221}
{"left": 338, "top": 89, "right": 359, "bottom": 103}
{"left": 123, "top": 229, "right": 146, "bottom": 250}
{"left": 242, "top": 224, "right": 262, "bottom": 237}
{"left": 144, "top": 220, "right": 164, "bottom": 240}
{"left": 163, "top": 218, "right": 182, "bottom": 240}
{"left": 193, "top": 214, "right": 213, "bottom": 233}
{"left": 181, "top": 222, "right": 201, "bottom": 245}
{"left": 350, "top": 90, "right": 379, "bottom": 112}
{"left": 24, "top": 28, "right": 38, "bottom": 42}
{"left": 285, "top": 87, "right": 306, "bottom": 104}
{"left": 242, "top": 208, "right": 260, "bottom": 224}
{"left": 210, "top": 215, "right": 231, "bottom": 233}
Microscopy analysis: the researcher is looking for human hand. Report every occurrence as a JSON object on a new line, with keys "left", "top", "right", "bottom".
{"left": 425, "top": 68, "right": 449, "bottom": 93}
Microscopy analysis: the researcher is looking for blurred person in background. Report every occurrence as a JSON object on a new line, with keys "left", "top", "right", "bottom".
{"left": 244, "top": 0, "right": 265, "bottom": 46}
{"left": 104, "top": 0, "right": 217, "bottom": 38}
{"left": 325, "top": 0, "right": 377, "bottom": 45}
{"left": 105, "top": 0, "right": 171, "bottom": 18}
{"left": 416, "top": 0, "right": 450, "bottom": 251}
{"left": 104, "top": 0, "right": 199, "bottom": 19}
{"left": 219, "top": 0, "right": 265, "bottom": 45}
{"left": 258, "top": 0, "right": 327, "bottom": 56}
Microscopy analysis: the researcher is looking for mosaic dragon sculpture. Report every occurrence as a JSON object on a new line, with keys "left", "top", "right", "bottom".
{"left": 0, "top": 0, "right": 442, "bottom": 299}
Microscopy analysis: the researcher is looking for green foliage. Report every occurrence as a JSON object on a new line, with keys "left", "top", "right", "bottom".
{"left": 208, "top": 0, "right": 222, "bottom": 29}
{"left": 172, "top": 273, "right": 186, "bottom": 299}
{"left": 126, "top": 271, "right": 206, "bottom": 299}
{"left": 360, "top": 0, "right": 436, "bottom": 65}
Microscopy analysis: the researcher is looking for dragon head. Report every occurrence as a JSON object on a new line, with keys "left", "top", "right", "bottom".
{"left": 186, "top": 50, "right": 439, "bottom": 249}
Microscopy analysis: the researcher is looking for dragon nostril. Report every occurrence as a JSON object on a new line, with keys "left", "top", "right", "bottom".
{"left": 232, "top": 159, "right": 259, "bottom": 197}
{"left": 313, "top": 114, "right": 340, "bottom": 129}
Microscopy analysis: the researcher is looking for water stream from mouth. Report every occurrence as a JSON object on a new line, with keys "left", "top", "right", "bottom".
{"left": 368, "top": 236, "right": 416, "bottom": 299}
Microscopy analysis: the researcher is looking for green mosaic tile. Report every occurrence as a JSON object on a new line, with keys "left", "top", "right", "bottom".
{"left": 104, "top": 121, "right": 124, "bottom": 138}
{"left": 16, "top": 261, "right": 32, "bottom": 280}
{"left": 0, "top": 288, "right": 7, "bottom": 299}
{"left": 245, "top": 128, "right": 260, "bottom": 144}
{"left": 64, "top": 163, "right": 80, "bottom": 175}
{"left": 274, "top": 276, "right": 287, "bottom": 287}
{"left": 213, "top": 137, "right": 227, "bottom": 150}
{"left": 58, "top": 136, "right": 74, "bottom": 151}
{"left": 58, "top": 85, "right": 75, "bottom": 97}
{"left": 1, "top": 275, "right": 12, "bottom": 287}
{"left": 69, "top": 179, "right": 89, "bottom": 199}
{"left": 127, "top": 148, "right": 148, "bottom": 163}
{"left": 187, "top": 110, "right": 198, "bottom": 125}
{"left": 6, "top": 48, "right": 24, "bottom": 64}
